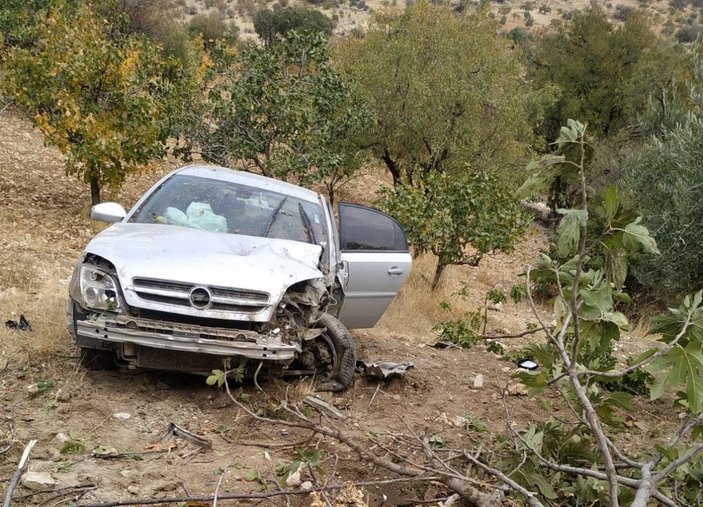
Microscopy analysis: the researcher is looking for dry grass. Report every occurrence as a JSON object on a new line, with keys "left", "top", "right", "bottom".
{"left": 378, "top": 226, "right": 547, "bottom": 341}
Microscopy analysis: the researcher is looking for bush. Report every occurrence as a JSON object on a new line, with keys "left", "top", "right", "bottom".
{"left": 622, "top": 120, "right": 703, "bottom": 294}
{"left": 675, "top": 25, "right": 702, "bottom": 43}
{"left": 253, "top": 6, "right": 333, "bottom": 46}
{"left": 188, "top": 12, "right": 237, "bottom": 46}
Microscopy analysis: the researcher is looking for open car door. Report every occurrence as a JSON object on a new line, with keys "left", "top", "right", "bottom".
{"left": 337, "top": 203, "right": 411, "bottom": 329}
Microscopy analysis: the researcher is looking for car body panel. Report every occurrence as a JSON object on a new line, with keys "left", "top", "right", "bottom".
{"left": 338, "top": 251, "right": 412, "bottom": 328}
{"left": 83, "top": 222, "right": 323, "bottom": 322}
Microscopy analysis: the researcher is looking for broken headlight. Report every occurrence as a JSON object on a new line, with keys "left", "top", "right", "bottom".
{"left": 79, "top": 265, "right": 120, "bottom": 311}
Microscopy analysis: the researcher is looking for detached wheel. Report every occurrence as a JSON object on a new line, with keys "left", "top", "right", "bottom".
{"left": 79, "top": 348, "right": 116, "bottom": 370}
{"left": 306, "top": 313, "right": 356, "bottom": 392}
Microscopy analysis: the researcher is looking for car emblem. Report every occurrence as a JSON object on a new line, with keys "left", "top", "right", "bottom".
{"left": 189, "top": 287, "right": 211, "bottom": 309}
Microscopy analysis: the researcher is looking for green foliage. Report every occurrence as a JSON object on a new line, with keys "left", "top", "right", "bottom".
{"left": 2, "top": 2, "right": 196, "bottom": 204}
{"left": 336, "top": 0, "right": 550, "bottom": 186}
{"left": 60, "top": 435, "right": 85, "bottom": 455}
{"left": 377, "top": 171, "right": 528, "bottom": 284}
{"left": 275, "top": 447, "right": 322, "bottom": 481}
{"left": 188, "top": 12, "right": 237, "bottom": 48}
{"left": 433, "top": 311, "right": 482, "bottom": 349}
{"left": 253, "top": 7, "right": 333, "bottom": 47}
{"left": 0, "top": 0, "right": 75, "bottom": 49}
{"left": 528, "top": 8, "right": 690, "bottom": 140}
{"left": 190, "top": 31, "right": 369, "bottom": 202}
{"left": 621, "top": 49, "right": 703, "bottom": 294}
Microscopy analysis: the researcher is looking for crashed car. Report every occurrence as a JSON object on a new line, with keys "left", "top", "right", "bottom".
{"left": 67, "top": 165, "right": 411, "bottom": 390}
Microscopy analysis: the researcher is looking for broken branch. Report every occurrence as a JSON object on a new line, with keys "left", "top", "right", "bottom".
{"left": 2, "top": 439, "right": 37, "bottom": 507}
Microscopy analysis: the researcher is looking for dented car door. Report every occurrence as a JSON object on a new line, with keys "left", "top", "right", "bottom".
{"left": 337, "top": 203, "right": 411, "bottom": 329}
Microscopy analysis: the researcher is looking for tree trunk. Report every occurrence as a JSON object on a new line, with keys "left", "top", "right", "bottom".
{"left": 89, "top": 176, "right": 101, "bottom": 206}
{"left": 382, "top": 148, "right": 401, "bottom": 186}
{"left": 432, "top": 261, "right": 446, "bottom": 290}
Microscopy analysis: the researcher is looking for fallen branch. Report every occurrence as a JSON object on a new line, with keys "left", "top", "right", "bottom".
{"left": 478, "top": 328, "right": 543, "bottom": 340}
{"left": 2, "top": 439, "right": 37, "bottom": 507}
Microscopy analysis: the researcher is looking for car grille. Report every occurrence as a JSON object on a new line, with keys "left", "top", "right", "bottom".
{"left": 131, "top": 277, "right": 270, "bottom": 313}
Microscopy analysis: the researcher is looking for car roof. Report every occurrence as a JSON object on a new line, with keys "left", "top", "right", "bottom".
{"left": 174, "top": 164, "right": 322, "bottom": 204}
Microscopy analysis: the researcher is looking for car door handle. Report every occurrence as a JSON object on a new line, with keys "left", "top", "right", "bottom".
{"left": 387, "top": 266, "right": 405, "bottom": 276}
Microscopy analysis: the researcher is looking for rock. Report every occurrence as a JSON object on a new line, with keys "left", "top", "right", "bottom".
{"left": 472, "top": 374, "right": 484, "bottom": 389}
{"left": 21, "top": 471, "right": 56, "bottom": 491}
{"left": 55, "top": 389, "right": 70, "bottom": 402}
{"left": 155, "top": 381, "right": 170, "bottom": 390}
{"left": 487, "top": 302, "right": 503, "bottom": 312}
{"left": 451, "top": 416, "right": 468, "bottom": 428}
{"left": 285, "top": 469, "right": 302, "bottom": 487}
{"left": 506, "top": 382, "right": 529, "bottom": 396}
{"left": 300, "top": 481, "right": 313, "bottom": 491}
{"left": 128, "top": 485, "right": 140, "bottom": 495}
{"left": 26, "top": 384, "right": 40, "bottom": 397}
{"left": 54, "top": 433, "right": 70, "bottom": 445}
{"left": 113, "top": 412, "right": 131, "bottom": 420}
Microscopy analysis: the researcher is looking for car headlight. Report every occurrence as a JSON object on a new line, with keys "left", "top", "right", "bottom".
{"left": 79, "top": 265, "right": 120, "bottom": 311}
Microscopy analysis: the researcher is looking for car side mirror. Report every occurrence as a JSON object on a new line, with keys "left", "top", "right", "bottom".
{"left": 91, "top": 202, "right": 127, "bottom": 223}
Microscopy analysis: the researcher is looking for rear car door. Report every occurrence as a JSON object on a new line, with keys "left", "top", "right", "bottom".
{"left": 337, "top": 203, "right": 411, "bottom": 329}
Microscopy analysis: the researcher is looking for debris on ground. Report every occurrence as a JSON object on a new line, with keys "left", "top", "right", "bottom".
{"left": 356, "top": 360, "right": 414, "bottom": 380}
{"left": 5, "top": 314, "right": 31, "bottom": 331}
{"left": 303, "top": 395, "right": 346, "bottom": 420}
{"left": 516, "top": 358, "right": 539, "bottom": 371}
{"left": 472, "top": 374, "right": 484, "bottom": 389}
{"left": 160, "top": 422, "right": 211, "bottom": 450}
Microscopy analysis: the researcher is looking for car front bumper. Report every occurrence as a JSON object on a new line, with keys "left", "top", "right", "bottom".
{"left": 74, "top": 313, "right": 300, "bottom": 361}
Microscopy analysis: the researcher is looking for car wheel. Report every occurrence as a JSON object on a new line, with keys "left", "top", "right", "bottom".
{"left": 79, "top": 348, "right": 116, "bottom": 370}
{"left": 309, "top": 313, "right": 356, "bottom": 392}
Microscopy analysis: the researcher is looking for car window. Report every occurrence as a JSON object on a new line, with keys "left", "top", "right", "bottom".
{"left": 130, "top": 174, "right": 326, "bottom": 245}
{"left": 339, "top": 203, "right": 408, "bottom": 252}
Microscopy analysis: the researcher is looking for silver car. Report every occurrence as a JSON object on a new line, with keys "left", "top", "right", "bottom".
{"left": 67, "top": 165, "right": 411, "bottom": 390}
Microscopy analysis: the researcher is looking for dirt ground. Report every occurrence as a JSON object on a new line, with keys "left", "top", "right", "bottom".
{"left": 0, "top": 108, "right": 670, "bottom": 506}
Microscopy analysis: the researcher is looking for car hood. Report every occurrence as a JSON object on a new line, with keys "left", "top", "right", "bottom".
{"left": 84, "top": 223, "right": 323, "bottom": 307}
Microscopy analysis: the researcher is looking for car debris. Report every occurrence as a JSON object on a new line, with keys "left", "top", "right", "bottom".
{"left": 67, "top": 165, "right": 412, "bottom": 391}
{"left": 516, "top": 358, "right": 539, "bottom": 371}
{"left": 356, "top": 360, "right": 415, "bottom": 380}
{"left": 302, "top": 395, "right": 346, "bottom": 420}
{"left": 160, "top": 422, "right": 211, "bottom": 450}
{"left": 5, "top": 314, "right": 31, "bottom": 331}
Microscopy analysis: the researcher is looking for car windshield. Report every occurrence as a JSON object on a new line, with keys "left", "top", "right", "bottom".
{"left": 129, "top": 174, "right": 327, "bottom": 245}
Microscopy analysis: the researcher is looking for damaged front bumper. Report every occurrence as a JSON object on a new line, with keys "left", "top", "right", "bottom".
{"left": 75, "top": 313, "right": 301, "bottom": 361}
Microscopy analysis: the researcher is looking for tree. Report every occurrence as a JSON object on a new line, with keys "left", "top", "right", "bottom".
{"left": 253, "top": 6, "right": 333, "bottom": 47}
{"left": 0, "top": 0, "right": 74, "bottom": 49}
{"left": 2, "top": 3, "right": 192, "bottom": 204}
{"left": 620, "top": 48, "right": 703, "bottom": 295}
{"left": 527, "top": 8, "right": 690, "bottom": 140}
{"left": 377, "top": 171, "right": 529, "bottom": 288}
{"left": 188, "top": 12, "right": 237, "bottom": 48}
{"left": 335, "top": 1, "right": 548, "bottom": 187}
{"left": 188, "top": 31, "right": 369, "bottom": 203}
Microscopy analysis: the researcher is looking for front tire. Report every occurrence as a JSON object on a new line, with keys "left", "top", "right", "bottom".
{"left": 312, "top": 313, "right": 356, "bottom": 392}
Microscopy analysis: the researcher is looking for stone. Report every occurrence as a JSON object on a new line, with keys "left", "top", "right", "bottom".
{"left": 300, "top": 481, "right": 313, "bottom": 491}
{"left": 26, "top": 384, "right": 40, "bottom": 397}
{"left": 55, "top": 389, "right": 70, "bottom": 402}
{"left": 472, "top": 374, "right": 484, "bottom": 389}
{"left": 54, "top": 433, "right": 70, "bottom": 445}
{"left": 113, "top": 412, "right": 131, "bottom": 420}
{"left": 128, "top": 485, "right": 140, "bottom": 495}
{"left": 285, "top": 469, "right": 302, "bottom": 487}
{"left": 506, "top": 382, "right": 528, "bottom": 396}
{"left": 21, "top": 471, "right": 56, "bottom": 491}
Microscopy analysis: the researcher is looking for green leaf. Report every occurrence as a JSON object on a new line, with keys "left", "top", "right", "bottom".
{"left": 516, "top": 155, "right": 565, "bottom": 198}
{"left": 604, "top": 248, "right": 627, "bottom": 290}
{"left": 602, "top": 185, "right": 618, "bottom": 222}
{"left": 556, "top": 209, "right": 588, "bottom": 257}
{"left": 623, "top": 219, "right": 660, "bottom": 255}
